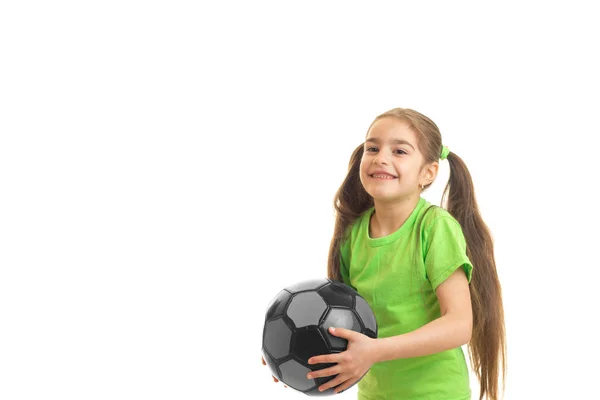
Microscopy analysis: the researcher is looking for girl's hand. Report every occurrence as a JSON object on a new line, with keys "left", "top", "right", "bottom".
{"left": 261, "top": 356, "right": 287, "bottom": 388}
{"left": 306, "top": 327, "right": 377, "bottom": 394}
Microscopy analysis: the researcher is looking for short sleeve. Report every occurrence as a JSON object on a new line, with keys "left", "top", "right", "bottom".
{"left": 423, "top": 216, "right": 473, "bottom": 291}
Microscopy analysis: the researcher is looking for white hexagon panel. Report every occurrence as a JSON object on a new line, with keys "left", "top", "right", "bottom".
{"left": 263, "top": 317, "right": 292, "bottom": 359}
{"left": 286, "top": 292, "right": 327, "bottom": 328}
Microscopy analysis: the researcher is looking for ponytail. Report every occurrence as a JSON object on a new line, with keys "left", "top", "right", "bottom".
{"left": 443, "top": 151, "right": 507, "bottom": 400}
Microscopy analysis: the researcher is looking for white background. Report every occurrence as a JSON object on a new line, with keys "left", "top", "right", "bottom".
{"left": 1, "top": 1, "right": 599, "bottom": 399}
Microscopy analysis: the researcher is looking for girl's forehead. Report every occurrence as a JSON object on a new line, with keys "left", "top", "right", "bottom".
{"left": 367, "top": 118, "right": 417, "bottom": 140}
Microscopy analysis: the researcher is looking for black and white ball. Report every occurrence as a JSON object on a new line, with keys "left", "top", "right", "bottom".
{"left": 261, "top": 278, "right": 378, "bottom": 396}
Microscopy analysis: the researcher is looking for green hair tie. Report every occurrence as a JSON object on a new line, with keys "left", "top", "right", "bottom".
{"left": 440, "top": 145, "right": 450, "bottom": 160}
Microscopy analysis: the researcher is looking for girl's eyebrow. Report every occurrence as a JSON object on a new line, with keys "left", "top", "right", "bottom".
{"left": 366, "top": 138, "right": 415, "bottom": 150}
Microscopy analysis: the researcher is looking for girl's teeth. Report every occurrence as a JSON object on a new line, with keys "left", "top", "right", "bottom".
{"left": 373, "top": 174, "right": 394, "bottom": 179}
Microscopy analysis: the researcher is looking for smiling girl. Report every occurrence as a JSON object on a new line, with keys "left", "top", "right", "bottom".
{"left": 306, "top": 108, "right": 506, "bottom": 400}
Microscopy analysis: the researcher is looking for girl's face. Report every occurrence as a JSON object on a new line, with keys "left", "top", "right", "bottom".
{"left": 359, "top": 117, "right": 431, "bottom": 203}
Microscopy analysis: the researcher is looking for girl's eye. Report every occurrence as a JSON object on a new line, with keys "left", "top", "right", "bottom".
{"left": 366, "top": 147, "right": 378, "bottom": 152}
{"left": 394, "top": 149, "right": 407, "bottom": 155}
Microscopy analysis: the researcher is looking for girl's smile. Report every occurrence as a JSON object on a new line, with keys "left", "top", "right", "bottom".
{"left": 369, "top": 170, "right": 397, "bottom": 180}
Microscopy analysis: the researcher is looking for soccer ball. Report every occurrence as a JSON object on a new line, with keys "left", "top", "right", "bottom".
{"left": 261, "top": 278, "right": 378, "bottom": 396}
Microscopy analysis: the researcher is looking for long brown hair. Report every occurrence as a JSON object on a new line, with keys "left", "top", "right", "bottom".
{"left": 327, "top": 108, "right": 506, "bottom": 400}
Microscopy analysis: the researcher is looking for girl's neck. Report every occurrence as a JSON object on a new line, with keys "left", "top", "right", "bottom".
{"left": 370, "top": 195, "right": 421, "bottom": 238}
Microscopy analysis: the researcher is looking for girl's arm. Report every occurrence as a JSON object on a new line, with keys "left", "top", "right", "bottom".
{"left": 373, "top": 267, "right": 472, "bottom": 362}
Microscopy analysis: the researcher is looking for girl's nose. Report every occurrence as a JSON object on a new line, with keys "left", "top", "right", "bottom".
{"left": 373, "top": 154, "right": 389, "bottom": 165}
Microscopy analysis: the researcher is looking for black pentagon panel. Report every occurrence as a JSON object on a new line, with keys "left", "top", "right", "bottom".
{"left": 263, "top": 317, "right": 292, "bottom": 359}
{"left": 287, "top": 292, "right": 327, "bottom": 328}
{"left": 321, "top": 308, "right": 361, "bottom": 350}
{"left": 354, "top": 296, "right": 377, "bottom": 335}
{"left": 285, "top": 278, "right": 329, "bottom": 293}
{"left": 265, "top": 290, "right": 292, "bottom": 321}
{"left": 329, "top": 279, "right": 357, "bottom": 296}
{"left": 317, "top": 282, "right": 353, "bottom": 309}
{"left": 293, "top": 328, "right": 330, "bottom": 365}
{"left": 279, "top": 359, "right": 315, "bottom": 392}
{"left": 261, "top": 347, "right": 281, "bottom": 381}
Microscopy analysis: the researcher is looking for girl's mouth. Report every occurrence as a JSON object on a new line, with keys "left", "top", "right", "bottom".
{"left": 370, "top": 174, "right": 396, "bottom": 179}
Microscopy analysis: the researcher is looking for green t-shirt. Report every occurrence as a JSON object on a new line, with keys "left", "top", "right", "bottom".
{"left": 340, "top": 197, "right": 473, "bottom": 400}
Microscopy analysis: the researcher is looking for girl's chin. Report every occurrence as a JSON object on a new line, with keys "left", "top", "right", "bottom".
{"left": 367, "top": 189, "right": 412, "bottom": 202}
{"left": 368, "top": 191, "right": 401, "bottom": 201}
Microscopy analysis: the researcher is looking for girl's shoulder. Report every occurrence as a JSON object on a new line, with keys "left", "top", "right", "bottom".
{"left": 416, "top": 202, "right": 460, "bottom": 233}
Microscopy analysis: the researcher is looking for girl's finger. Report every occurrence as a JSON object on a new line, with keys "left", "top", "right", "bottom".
{"left": 318, "top": 374, "right": 347, "bottom": 393}
{"left": 307, "top": 365, "right": 341, "bottom": 379}
{"left": 308, "top": 353, "right": 340, "bottom": 365}
{"left": 334, "top": 378, "right": 357, "bottom": 394}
